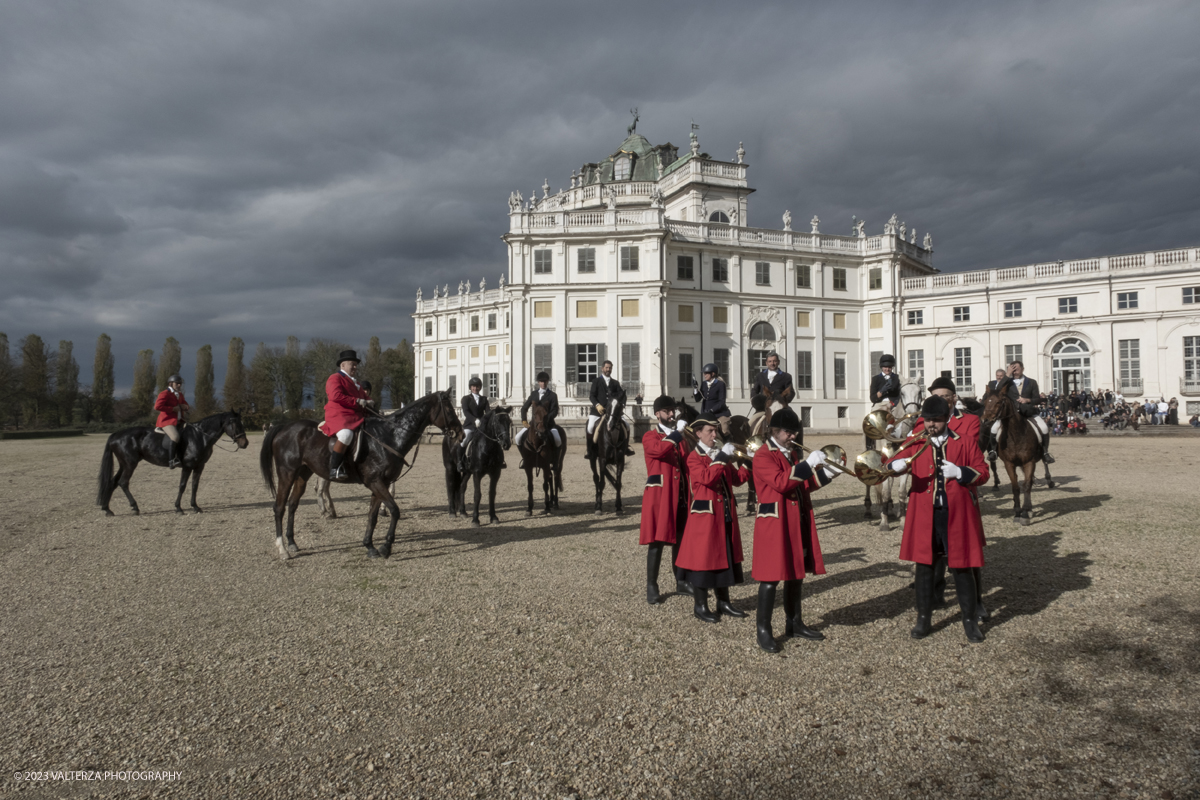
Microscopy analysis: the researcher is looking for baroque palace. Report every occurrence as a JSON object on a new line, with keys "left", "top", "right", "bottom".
{"left": 413, "top": 126, "right": 1200, "bottom": 427}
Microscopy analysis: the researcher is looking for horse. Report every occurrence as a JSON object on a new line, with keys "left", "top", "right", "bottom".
{"left": 97, "top": 410, "right": 250, "bottom": 516}
{"left": 517, "top": 402, "right": 566, "bottom": 516}
{"left": 443, "top": 405, "right": 513, "bottom": 526}
{"left": 588, "top": 396, "right": 629, "bottom": 514}
{"left": 981, "top": 380, "right": 1056, "bottom": 525}
{"left": 259, "top": 391, "right": 462, "bottom": 560}
{"left": 865, "top": 378, "right": 924, "bottom": 529}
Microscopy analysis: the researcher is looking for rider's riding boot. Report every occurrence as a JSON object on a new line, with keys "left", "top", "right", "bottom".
{"left": 756, "top": 582, "right": 780, "bottom": 653}
{"left": 329, "top": 449, "right": 347, "bottom": 481}
{"left": 693, "top": 588, "right": 719, "bottom": 624}
{"left": 715, "top": 587, "right": 746, "bottom": 618}
{"left": 932, "top": 557, "right": 947, "bottom": 608}
{"left": 584, "top": 436, "right": 594, "bottom": 460}
{"left": 168, "top": 437, "right": 182, "bottom": 469}
{"left": 985, "top": 430, "right": 998, "bottom": 462}
{"left": 972, "top": 566, "right": 990, "bottom": 622}
{"left": 784, "top": 580, "right": 824, "bottom": 640}
{"left": 954, "top": 569, "right": 986, "bottom": 643}
{"left": 1041, "top": 431, "right": 1055, "bottom": 464}
{"left": 911, "top": 563, "right": 934, "bottom": 639}
{"left": 646, "top": 544, "right": 664, "bottom": 605}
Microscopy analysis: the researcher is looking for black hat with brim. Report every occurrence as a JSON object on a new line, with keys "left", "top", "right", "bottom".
{"left": 928, "top": 376, "right": 956, "bottom": 394}
{"left": 536, "top": 371, "right": 550, "bottom": 383}
{"left": 336, "top": 349, "right": 361, "bottom": 365}
{"left": 769, "top": 407, "right": 802, "bottom": 433}
{"left": 920, "top": 395, "right": 951, "bottom": 419}
{"left": 879, "top": 354, "right": 896, "bottom": 368}
{"left": 653, "top": 395, "right": 676, "bottom": 413}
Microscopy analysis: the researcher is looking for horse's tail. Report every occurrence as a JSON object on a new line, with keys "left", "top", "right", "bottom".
{"left": 260, "top": 424, "right": 279, "bottom": 497}
{"left": 96, "top": 434, "right": 115, "bottom": 506}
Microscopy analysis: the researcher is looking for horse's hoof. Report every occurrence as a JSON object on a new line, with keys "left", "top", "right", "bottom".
{"left": 131, "top": 509, "right": 140, "bottom": 516}
{"left": 471, "top": 519, "right": 481, "bottom": 527}
{"left": 594, "top": 510, "right": 603, "bottom": 516}
{"left": 287, "top": 543, "right": 299, "bottom": 555}
{"left": 175, "top": 508, "right": 185, "bottom": 515}
{"left": 525, "top": 511, "right": 533, "bottom": 517}
{"left": 192, "top": 507, "right": 203, "bottom": 514}
{"left": 1019, "top": 517, "right": 1031, "bottom": 527}
{"left": 378, "top": 545, "right": 392, "bottom": 559}
{"left": 366, "top": 547, "right": 381, "bottom": 559}
{"left": 1047, "top": 481, "right": 1056, "bottom": 489}
{"left": 103, "top": 509, "right": 114, "bottom": 517}
{"left": 489, "top": 517, "right": 500, "bottom": 524}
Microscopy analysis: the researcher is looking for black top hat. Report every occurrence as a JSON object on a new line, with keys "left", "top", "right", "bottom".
{"left": 652, "top": 395, "right": 676, "bottom": 413}
{"left": 769, "top": 407, "right": 802, "bottom": 432}
{"left": 336, "top": 349, "right": 361, "bottom": 365}
{"left": 920, "top": 395, "right": 950, "bottom": 419}
{"left": 928, "top": 376, "right": 957, "bottom": 394}
{"left": 536, "top": 371, "right": 550, "bottom": 383}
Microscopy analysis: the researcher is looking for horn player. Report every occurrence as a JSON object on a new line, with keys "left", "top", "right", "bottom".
{"left": 888, "top": 395, "right": 990, "bottom": 643}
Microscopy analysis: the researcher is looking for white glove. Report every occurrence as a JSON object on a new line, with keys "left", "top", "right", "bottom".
{"left": 889, "top": 457, "right": 908, "bottom": 473}
{"left": 475, "top": 419, "right": 482, "bottom": 428}
{"left": 721, "top": 442, "right": 736, "bottom": 456}
{"left": 676, "top": 418, "right": 688, "bottom": 431}
{"left": 805, "top": 450, "right": 827, "bottom": 468}
{"left": 821, "top": 466, "right": 837, "bottom": 481}
{"left": 941, "top": 461, "right": 963, "bottom": 481}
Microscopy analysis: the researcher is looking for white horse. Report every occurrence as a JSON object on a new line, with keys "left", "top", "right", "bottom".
{"left": 866, "top": 378, "right": 924, "bottom": 531}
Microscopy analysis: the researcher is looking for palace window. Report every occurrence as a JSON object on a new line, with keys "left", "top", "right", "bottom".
{"left": 755, "top": 261, "right": 771, "bottom": 286}
{"left": 749, "top": 321, "right": 776, "bottom": 342}
{"left": 533, "top": 301, "right": 553, "bottom": 318}
{"left": 424, "top": 377, "right": 432, "bottom": 396}
{"left": 712, "top": 257, "right": 729, "bottom": 282}
{"left": 424, "top": 350, "right": 432, "bottom": 362}
{"left": 833, "top": 313, "right": 846, "bottom": 330}
{"left": 621, "top": 343, "right": 640, "bottom": 385}
{"left": 869, "top": 268, "right": 883, "bottom": 290}
{"left": 1185, "top": 337, "right": 1200, "bottom": 385}
{"left": 620, "top": 299, "right": 639, "bottom": 317}
{"left": 677, "top": 255, "right": 694, "bottom": 281}
{"left": 713, "top": 348, "right": 730, "bottom": 379}
{"left": 1117, "top": 292, "right": 1138, "bottom": 310}
{"left": 576, "top": 300, "right": 598, "bottom": 318}
{"left": 1058, "top": 297, "right": 1078, "bottom": 314}
{"left": 833, "top": 268, "right": 847, "bottom": 291}
{"left": 448, "top": 348, "right": 457, "bottom": 360}
{"left": 834, "top": 354, "right": 846, "bottom": 390}
{"left": 907, "top": 310, "right": 923, "bottom": 326}
{"left": 533, "top": 344, "right": 552, "bottom": 382}
{"left": 1119, "top": 339, "right": 1140, "bottom": 390}
{"left": 954, "top": 347, "right": 973, "bottom": 393}
{"left": 534, "top": 249, "right": 552, "bottom": 275}
{"left": 577, "top": 248, "right": 596, "bottom": 274}
{"left": 796, "top": 310, "right": 810, "bottom": 327}
{"left": 487, "top": 313, "right": 496, "bottom": 331}
{"left": 448, "top": 318, "right": 457, "bottom": 334}
{"left": 796, "top": 351, "right": 813, "bottom": 390}
{"left": 797, "top": 264, "right": 812, "bottom": 289}
{"left": 620, "top": 246, "right": 639, "bottom": 271}
{"left": 709, "top": 211, "right": 729, "bottom": 223}
{"left": 447, "top": 375, "right": 456, "bottom": 396}
{"left": 483, "top": 373, "right": 499, "bottom": 399}
{"left": 470, "top": 346, "right": 479, "bottom": 358}
{"left": 678, "top": 305, "right": 694, "bottom": 323}
{"left": 566, "top": 343, "right": 603, "bottom": 386}
{"left": 471, "top": 315, "right": 480, "bottom": 332}
{"left": 678, "top": 352, "right": 693, "bottom": 388}
{"left": 713, "top": 306, "right": 728, "bottom": 324}
{"left": 1005, "top": 345, "right": 1023, "bottom": 366}
{"left": 487, "top": 345, "right": 497, "bottom": 357}
{"left": 1185, "top": 287, "right": 1199, "bottom": 304}
{"left": 613, "top": 156, "right": 631, "bottom": 181}
{"left": 907, "top": 350, "right": 924, "bottom": 382}
{"left": 748, "top": 349, "right": 770, "bottom": 385}
{"left": 1004, "top": 301, "right": 1022, "bottom": 318}
{"left": 869, "top": 312, "right": 883, "bottom": 329}
{"left": 953, "top": 306, "right": 970, "bottom": 322}
{"left": 424, "top": 321, "right": 433, "bottom": 337}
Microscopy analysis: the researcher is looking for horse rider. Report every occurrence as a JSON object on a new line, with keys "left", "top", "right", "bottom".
{"left": 750, "top": 407, "right": 838, "bottom": 653}
{"left": 987, "top": 360, "right": 1054, "bottom": 465}
{"left": 750, "top": 352, "right": 793, "bottom": 434}
{"left": 986, "top": 369, "right": 1007, "bottom": 396}
{"left": 674, "top": 414, "right": 751, "bottom": 624}
{"left": 639, "top": 395, "right": 691, "bottom": 605}
{"left": 458, "top": 376, "right": 499, "bottom": 471}
{"left": 870, "top": 354, "right": 902, "bottom": 409}
{"left": 154, "top": 374, "right": 191, "bottom": 469}
{"left": 586, "top": 360, "right": 636, "bottom": 458}
{"left": 691, "top": 362, "right": 732, "bottom": 437}
{"left": 889, "top": 395, "right": 990, "bottom": 643}
{"left": 516, "top": 371, "right": 561, "bottom": 462}
{"left": 319, "top": 350, "right": 373, "bottom": 480}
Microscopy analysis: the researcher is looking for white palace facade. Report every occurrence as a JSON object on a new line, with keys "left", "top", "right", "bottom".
{"left": 414, "top": 128, "right": 1200, "bottom": 426}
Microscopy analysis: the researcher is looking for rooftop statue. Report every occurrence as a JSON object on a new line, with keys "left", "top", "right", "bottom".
{"left": 479, "top": 277, "right": 486, "bottom": 292}
{"left": 853, "top": 218, "right": 866, "bottom": 238}
{"left": 923, "top": 232, "right": 933, "bottom": 250}
{"left": 416, "top": 287, "right": 422, "bottom": 301}
{"left": 810, "top": 215, "right": 820, "bottom": 234}
{"left": 628, "top": 107, "right": 639, "bottom": 136}
{"left": 782, "top": 209, "right": 792, "bottom": 230}
{"left": 498, "top": 273, "right": 506, "bottom": 289}
{"left": 690, "top": 130, "right": 700, "bottom": 156}
{"left": 736, "top": 142, "right": 745, "bottom": 164}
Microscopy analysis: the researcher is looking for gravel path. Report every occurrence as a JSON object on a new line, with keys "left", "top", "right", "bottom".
{"left": 1, "top": 433, "right": 1196, "bottom": 799}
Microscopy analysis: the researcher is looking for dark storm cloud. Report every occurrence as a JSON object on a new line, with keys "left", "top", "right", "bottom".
{"left": 1, "top": 0, "right": 1198, "bottom": 391}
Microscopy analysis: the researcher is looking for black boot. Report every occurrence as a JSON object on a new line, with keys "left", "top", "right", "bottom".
{"left": 756, "top": 583, "right": 780, "bottom": 653}
{"left": 584, "top": 436, "right": 594, "bottom": 460}
{"left": 953, "top": 570, "right": 986, "bottom": 643}
{"left": 646, "top": 545, "right": 664, "bottom": 605}
{"left": 329, "top": 449, "right": 347, "bottom": 481}
{"left": 672, "top": 545, "right": 694, "bottom": 595}
{"left": 715, "top": 587, "right": 747, "bottom": 618}
{"left": 784, "top": 580, "right": 824, "bottom": 640}
{"left": 911, "top": 563, "right": 934, "bottom": 639}
{"left": 932, "top": 557, "right": 947, "bottom": 609}
{"left": 1041, "top": 431, "right": 1055, "bottom": 464}
{"left": 972, "top": 567, "right": 990, "bottom": 622}
{"left": 168, "top": 436, "right": 182, "bottom": 469}
{"left": 985, "top": 430, "right": 998, "bottom": 462}
{"left": 693, "top": 588, "right": 718, "bottom": 623}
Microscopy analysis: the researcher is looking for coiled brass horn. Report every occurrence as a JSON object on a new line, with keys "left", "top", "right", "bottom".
{"left": 863, "top": 409, "right": 922, "bottom": 443}
{"left": 796, "top": 443, "right": 855, "bottom": 476}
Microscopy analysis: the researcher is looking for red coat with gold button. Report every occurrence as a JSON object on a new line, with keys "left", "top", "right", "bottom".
{"left": 896, "top": 430, "right": 989, "bottom": 568}
{"left": 638, "top": 427, "right": 691, "bottom": 545}
{"left": 750, "top": 438, "right": 828, "bottom": 582}
{"left": 154, "top": 389, "right": 190, "bottom": 428}
{"left": 675, "top": 448, "right": 750, "bottom": 572}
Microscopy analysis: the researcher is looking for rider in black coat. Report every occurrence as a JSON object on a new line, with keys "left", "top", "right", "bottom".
{"left": 587, "top": 360, "right": 634, "bottom": 458}
{"left": 869, "top": 354, "right": 902, "bottom": 409}
{"left": 692, "top": 362, "right": 732, "bottom": 436}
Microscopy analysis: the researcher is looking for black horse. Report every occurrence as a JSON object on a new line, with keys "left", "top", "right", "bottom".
{"left": 517, "top": 402, "right": 566, "bottom": 516}
{"left": 260, "top": 391, "right": 462, "bottom": 560}
{"left": 96, "top": 410, "right": 250, "bottom": 516}
{"left": 588, "top": 396, "right": 629, "bottom": 514}
{"left": 443, "top": 405, "right": 512, "bottom": 526}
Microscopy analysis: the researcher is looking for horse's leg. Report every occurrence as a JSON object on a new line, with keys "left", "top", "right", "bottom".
{"left": 374, "top": 482, "right": 402, "bottom": 560}
{"left": 173, "top": 465, "right": 191, "bottom": 515}
{"left": 189, "top": 465, "right": 204, "bottom": 512}
{"left": 273, "top": 473, "right": 292, "bottom": 561}
{"left": 1021, "top": 463, "right": 1035, "bottom": 525}
{"left": 318, "top": 477, "right": 337, "bottom": 519}
{"left": 1042, "top": 456, "right": 1055, "bottom": 489}
{"left": 878, "top": 482, "right": 892, "bottom": 532}
{"left": 863, "top": 483, "right": 874, "bottom": 519}
{"left": 470, "top": 472, "right": 483, "bottom": 527}
{"left": 991, "top": 456, "right": 1002, "bottom": 492}
{"left": 614, "top": 461, "right": 624, "bottom": 515}
{"left": 488, "top": 468, "right": 500, "bottom": 524}
{"left": 524, "top": 463, "right": 535, "bottom": 517}
{"left": 1004, "top": 460, "right": 1022, "bottom": 521}
{"left": 285, "top": 476, "right": 309, "bottom": 555}
{"left": 117, "top": 460, "right": 140, "bottom": 515}
{"left": 592, "top": 455, "right": 604, "bottom": 515}
{"left": 362, "top": 494, "right": 383, "bottom": 559}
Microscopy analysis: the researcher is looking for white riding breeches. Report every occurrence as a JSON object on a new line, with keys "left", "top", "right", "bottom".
{"left": 462, "top": 429, "right": 477, "bottom": 447}
{"left": 586, "top": 414, "right": 601, "bottom": 434}
{"left": 515, "top": 427, "right": 561, "bottom": 447}
{"left": 162, "top": 424, "right": 180, "bottom": 444}
{"left": 335, "top": 429, "right": 354, "bottom": 446}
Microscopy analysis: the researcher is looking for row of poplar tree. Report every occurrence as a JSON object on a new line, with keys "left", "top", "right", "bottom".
{"left": 0, "top": 333, "right": 415, "bottom": 430}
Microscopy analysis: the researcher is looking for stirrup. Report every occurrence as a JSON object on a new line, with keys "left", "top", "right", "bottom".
{"left": 330, "top": 465, "right": 347, "bottom": 480}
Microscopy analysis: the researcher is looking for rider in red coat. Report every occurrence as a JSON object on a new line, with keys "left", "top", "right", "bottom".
{"left": 890, "top": 395, "right": 990, "bottom": 643}
{"left": 319, "top": 350, "right": 373, "bottom": 480}
{"left": 675, "top": 415, "right": 751, "bottom": 624}
{"left": 750, "top": 407, "right": 840, "bottom": 653}
{"left": 154, "top": 374, "right": 191, "bottom": 468}
{"left": 639, "top": 396, "right": 692, "bottom": 605}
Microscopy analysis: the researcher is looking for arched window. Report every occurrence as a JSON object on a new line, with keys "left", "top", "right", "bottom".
{"left": 750, "top": 322, "right": 776, "bottom": 341}
{"left": 709, "top": 211, "right": 729, "bottom": 223}
{"left": 1051, "top": 337, "right": 1092, "bottom": 393}
{"left": 1052, "top": 338, "right": 1089, "bottom": 354}
{"left": 613, "top": 156, "right": 631, "bottom": 180}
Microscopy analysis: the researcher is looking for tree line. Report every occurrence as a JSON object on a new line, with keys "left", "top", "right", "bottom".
{"left": 0, "top": 333, "right": 414, "bottom": 430}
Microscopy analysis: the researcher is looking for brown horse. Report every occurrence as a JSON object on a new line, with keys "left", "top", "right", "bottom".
{"left": 981, "top": 381, "right": 1055, "bottom": 525}
{"left": 259, "top": 391, "right": 462, "bottom": 560}
{"left": 517, "top": 402, "right": 566, "bottom": 516}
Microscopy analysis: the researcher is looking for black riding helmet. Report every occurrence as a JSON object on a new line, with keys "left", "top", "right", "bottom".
{"left": 536, "top": 371, "right": 550, "bottom": 383}
{"left": 167, "top": 373, "right": 183, "bottom": 384}
{"left": 702, "top": 363, "right": 718, "bottom": 375}
{"left": 879, "top": 354, "right": 896, "bottom": 369}
{"left": 469, "top": 377, "right": 483, "bottom": 389}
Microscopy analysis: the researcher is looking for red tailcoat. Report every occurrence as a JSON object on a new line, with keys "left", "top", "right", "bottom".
{"left": 897, "top": 429, "right": 989, "bottom": 568}
{"left": 154, "top": 389, "right": 190, "bottom": 428}
{"left": 750, "top": 439, "right": 828, "bottom": 581}
{"left": 912, "top": 408, "right": 981, "bottom": 451}
{"left": 638, "top": 427, "right": 691, "bottom": 545}
{"left": 675, "top": 448, "right": 750, "bottom": 572}
{"left": 319, "top": 371, "right": 370, "bottom": 436}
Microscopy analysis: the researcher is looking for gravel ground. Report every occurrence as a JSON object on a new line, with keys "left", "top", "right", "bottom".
{"left": 1, "top": 432, "right": 1197, "bottom": 799}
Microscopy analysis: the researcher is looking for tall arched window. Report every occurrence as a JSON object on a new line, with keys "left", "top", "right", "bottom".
{"left": 1051, "top": 337, "right": 1092, "bottom": 393}
{"left": 613, "top": 156, "right": 631, "bottom": 180}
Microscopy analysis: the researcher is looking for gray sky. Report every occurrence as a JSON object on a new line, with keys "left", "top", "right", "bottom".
{"left": 2, "top": 0, "right": 1198, "bottom": 394}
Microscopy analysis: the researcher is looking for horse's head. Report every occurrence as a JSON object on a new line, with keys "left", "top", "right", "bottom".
{"left": 492, "top": 405, "right": 513, "bottom": 450}
{"left": 608, "top": 396, "right": 624, "bottom": 429}
{"left": 528, "top": 402, "right": 549, "bottom": 448}
{"left": 224, "top": 408, "right": 250, "bottom": 449}
{"left": 750, "top": 387, "right": 772, "bottom": 414}
{"left": 674, "top": 397, "right": 698, "bottom": 426}
{"left": 899, "top": 378, "right": 924, "bottom": 414}
{"left": 981, "top": 380, "right": 1010, "bottom": 423}
{"left": 432, "top": 391, "right": 465, "bottom": 445}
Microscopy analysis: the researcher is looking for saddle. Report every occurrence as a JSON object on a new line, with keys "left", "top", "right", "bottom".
{"left": 324, "top": 427, "right": 367, "bottom": 462}
{"left": 990, "top": 417, "right": 1047, "bottom": 438}
{"left": 155, "top": 421, "right": 186, "bottom": 444}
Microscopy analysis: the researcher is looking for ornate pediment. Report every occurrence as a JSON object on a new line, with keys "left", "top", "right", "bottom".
{"left": 744, "top": 305, "right": 784, "bottom": 346}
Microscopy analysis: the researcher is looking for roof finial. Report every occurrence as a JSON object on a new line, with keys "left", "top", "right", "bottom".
{"left": 628, "top": 107, "right": 639, "bottom": 136}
